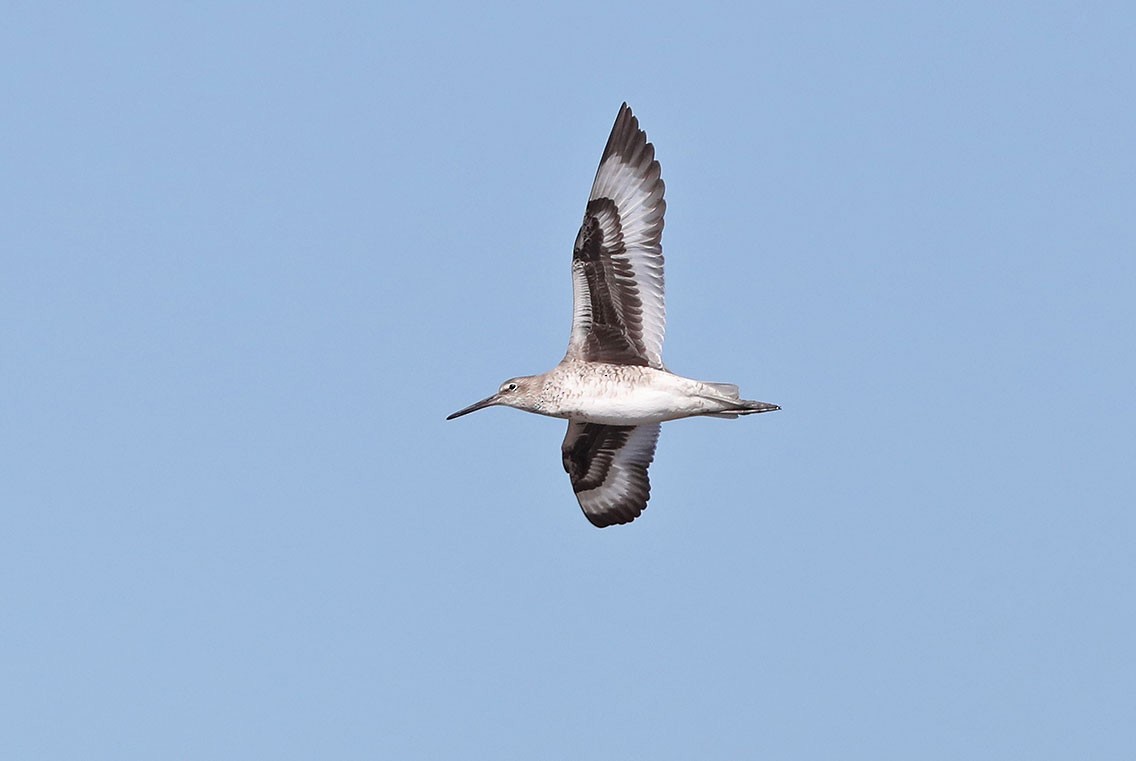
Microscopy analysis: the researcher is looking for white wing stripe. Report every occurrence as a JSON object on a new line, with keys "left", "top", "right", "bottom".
{"left": 565, "top": 105, "right": 668, "bottom": 369}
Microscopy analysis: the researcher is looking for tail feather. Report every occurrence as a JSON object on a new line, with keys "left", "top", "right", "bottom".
{"left": 730, "top": 399, "right": 781, "bottom": 415}
{"left": 696, "top": 381, "right": 779, "bottom": 418}
{"left": 705, "top": 382, "right": 740, "bottom": 399}
{"left": 703, "top": 397, "right": 781, "bottom": 418}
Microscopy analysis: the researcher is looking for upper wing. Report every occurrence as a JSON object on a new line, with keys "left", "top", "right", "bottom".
{"left": 561, "top": 421, "right": 662, "bottom": 527}
{"left": 565, "top": 103, "right": 667, "bottom": 368}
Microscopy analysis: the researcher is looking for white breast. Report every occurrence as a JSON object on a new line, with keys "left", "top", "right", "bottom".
{"left": 559, "top": 367, "right": 707, "bottom": 425}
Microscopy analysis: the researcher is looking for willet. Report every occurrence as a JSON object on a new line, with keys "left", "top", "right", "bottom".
{"left": 448, "top": 103, "right": 780, "bottom": 527}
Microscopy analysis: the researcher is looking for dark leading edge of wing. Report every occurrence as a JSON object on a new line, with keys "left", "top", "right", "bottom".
{"left": 567, "top": 103, "right": 667, "bottom": 369}
{"left": 561, "top": 421, "right": 662, "bottom": 527}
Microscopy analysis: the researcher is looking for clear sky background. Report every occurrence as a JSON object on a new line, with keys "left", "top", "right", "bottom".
{"left": 3, "top": 3, "right": 1134, "bottom": 759}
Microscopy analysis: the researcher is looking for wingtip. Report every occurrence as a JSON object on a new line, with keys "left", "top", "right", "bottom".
{"left": 600, "top": 102, "right": 650, "bottom": 167}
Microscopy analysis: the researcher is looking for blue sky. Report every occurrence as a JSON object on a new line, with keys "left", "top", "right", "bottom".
{"left": 3, "top": 3, "right": 1134, "bottom": 759}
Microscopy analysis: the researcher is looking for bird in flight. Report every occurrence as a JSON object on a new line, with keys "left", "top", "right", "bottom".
{"left": 448, "top": 103, "right": 779, "bottom": 527}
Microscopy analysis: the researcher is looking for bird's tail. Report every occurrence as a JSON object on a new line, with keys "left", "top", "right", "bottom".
{"left": 700, "top": 382, "right": 780, "bottom": 418}
{"left": 730, "top": 399, "right": 782, "bottom": 415}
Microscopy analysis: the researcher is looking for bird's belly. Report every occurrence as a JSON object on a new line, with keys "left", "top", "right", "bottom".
{"left": 566, "top": 387, "right": 694, "bottom": 425}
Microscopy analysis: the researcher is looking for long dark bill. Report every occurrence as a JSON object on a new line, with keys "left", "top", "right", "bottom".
{"left": 445, "top": 394, "right": 500, "bottom": 420}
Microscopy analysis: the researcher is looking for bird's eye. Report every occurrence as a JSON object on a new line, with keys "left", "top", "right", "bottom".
{"left": 504, "top": 383, "right": 518, "bottom": 392}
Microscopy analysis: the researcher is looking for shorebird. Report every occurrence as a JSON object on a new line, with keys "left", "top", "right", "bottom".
{"left": 448, "top": 103, "right": 779, "bottom": 527}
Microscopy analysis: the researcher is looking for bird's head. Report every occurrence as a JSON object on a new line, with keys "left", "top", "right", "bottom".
{"left": 446, "top": 376, "right": 541, "bottom": 420}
